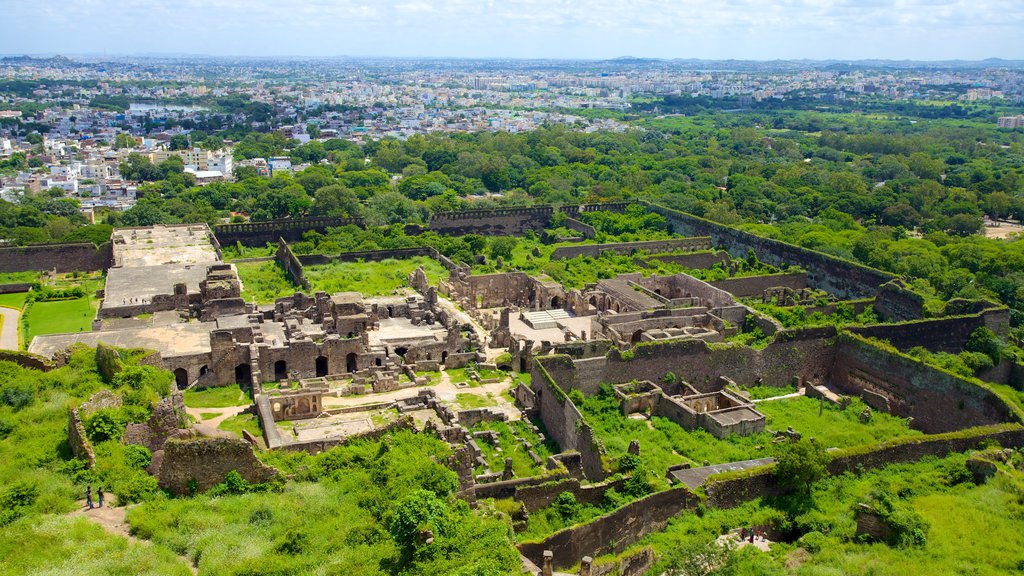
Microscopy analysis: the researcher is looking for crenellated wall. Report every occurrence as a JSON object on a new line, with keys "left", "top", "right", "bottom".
{"left": 0, "top": 242, "right": 112, "bottom": 273}
{"left": 550, "top": 237, "right": 712, "bottom": 260}
{"left": 215, "top": 217, "right": 363, "bottom": 246}
{"left": 646, "top": 203, "right": 893, "bottom": 299}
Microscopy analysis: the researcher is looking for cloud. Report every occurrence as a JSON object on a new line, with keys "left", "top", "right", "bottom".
{"left": 1, "top": 0, "right": 1022, "bottom": 59}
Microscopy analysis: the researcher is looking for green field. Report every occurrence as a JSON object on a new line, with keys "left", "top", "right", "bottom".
{"left": 579, "top": 386, "right": 920, "bottom": 485}
{"left": 217, "top": 413, "right": 263, "bottom": 439}
{"left": 183, "top": 385, "right": 249, "bottom": 408}
{"left": 304, "top": 256, "right": 447, "bottom": 296}
{"left": 0, "top": 292, "right": 28, "bottom": 310}
{"left": 23, "top": 297, "right": 96, "bottom": 345}
{"left": 235, "top": 260, "right": 297, "bottom": 304}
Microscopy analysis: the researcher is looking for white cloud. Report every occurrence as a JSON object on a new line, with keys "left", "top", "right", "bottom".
{"left": 1, "top": 0, "right": 1022, "bottom": 58}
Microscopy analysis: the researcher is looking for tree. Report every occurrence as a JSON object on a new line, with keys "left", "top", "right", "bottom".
{"left": 313, "top": 184, "right": 361, "bottom": 218}
{"left": 389, "top": 489, "right": 452, "bottom": 552}
{"left": 488, "top": 237, "right": 517, "bottom": 261}
{"left": 169, "top": 135, "right": 190, "bottom": 150}
{"left": 774, "top": 438, "right": 829, "bottom": 495}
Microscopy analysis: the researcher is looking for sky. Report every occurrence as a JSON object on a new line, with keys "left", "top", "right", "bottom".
{"left": 3, "top": 0, "right": 1023, "bottom": 61}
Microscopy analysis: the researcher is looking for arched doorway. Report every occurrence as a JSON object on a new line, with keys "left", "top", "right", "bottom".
{"left": 173, "top": 368, "right": 189, "bottom": 390}
{"left": 274, "top": 360, "right": 287, "bottom": 381}
{"left": 346, "top": 353, "right": 357, "bottom": 373}
{"left": 199, "top": 365, "right": 209, "bottom": 376}
{"left": 375, "top": 357, "right": 382, "bottom": 367}
{"left": 395, "top": 347, "right": 408, "bottom": 361}
{"left": 441, "top": 351, "right": 448, "bottom": 366}
{"left": 631, "top": 330, "right": 644, "bottom": 344}
{"left": 315, "top": 356, "right": 328, "bottom": 377}
{"left": 234, "top": 364, "right": 251, "bottom": 386}
{"left": 551, "top": 296, "right": 561, "bottom": 309}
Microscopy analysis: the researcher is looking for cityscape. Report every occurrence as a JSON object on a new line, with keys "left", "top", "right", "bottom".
{"left": 1, "top": 2, "right": 1024, "bottom": 576}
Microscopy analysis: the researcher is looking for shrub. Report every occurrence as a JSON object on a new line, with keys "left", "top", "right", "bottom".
{"left": 123, "top": 445, "right": 152, "bottom": 470}
{"left": 0, "top": 381, "right": 34, "bottom": 410}
{"left": 84, "top": 409, "right": 127, "bottom": 443}
{"left": 553, "top": 492, "right": 581, "bottom": 521}
{"left": 618, "top": 453, "right": 642, "bottom": 472}
{"left": 798, "top": 530, "right": 828, "bottom": 553}
{"left": 112, "top": 472, "right": 158, "bottom": 504}
{"left": 622, "top": 466, "right": 653, "bottom": 498}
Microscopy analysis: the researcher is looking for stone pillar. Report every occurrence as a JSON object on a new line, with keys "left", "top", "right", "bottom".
{"left": 502, "top": 457, "right": 514, "bottom": 481}
{"left": 627, "top": 439, "right": 640, "bottom": 455}
{"left": 542, "top": 550, "right": 553, "bottom": 576}
{"left": 579, "top": 556, "right": 593, "bottom": 576}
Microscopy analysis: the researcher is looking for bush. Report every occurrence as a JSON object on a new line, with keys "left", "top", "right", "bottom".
{"left": 553, "top": 492, "right": 581, "bottom": 521}
{"left": 83, "top": 409, "right": 127, "bottom": 443}
{"left": 798, "top": 530, "right": 828, "bottom": 553}
{"left": 622, "top": 466, "right": 653, "bottom": 498}
{"left": 112, "top": 472, "right": 158, "bottom": 504}
{"left": 0, "top": 381, "right": 34, "bottom": 410}
{"left": 0, "top": 481, "right": 39, "bottom": 526}
{"left": 123, "top": 445, "right": 152, "bottom": 470}
{"left": 618, "top": 453, "right": 642, "bottom": 472}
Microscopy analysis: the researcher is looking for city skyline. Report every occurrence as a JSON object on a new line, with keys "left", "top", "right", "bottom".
{"left": 3, "top": 0, "right": 1023, "bottom": 61}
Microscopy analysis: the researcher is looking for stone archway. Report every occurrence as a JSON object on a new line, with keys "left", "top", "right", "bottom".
{"left": 173, "top": 368, "right": 189, "bottom": 390}
{"left": 234, "top": 364, "right": 251, "bottom": 386}
{"left": 315, "top": 356, "right": 329, "bottom": 377}
{"left": 346, "top": 353, "right": 358, "bottom": 373}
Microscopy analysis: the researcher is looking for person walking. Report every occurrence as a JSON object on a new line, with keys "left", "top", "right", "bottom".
{"left": 85, "top": 486, "right": 93, "bottom": 510}
{"left": 97, "top": 487, "right": 104, "bottom": 508}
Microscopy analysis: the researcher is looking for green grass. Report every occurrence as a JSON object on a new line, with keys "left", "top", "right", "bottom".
{"left": 199, "top": 411, "right": 221, "bottom": 421}
{"left": 0, "top": 515, "right": 193, "bottom": 576}
{"left": 217, "top": 413, "right": 263, "bottom": 439}
{"left": 0, "top": 292, "right": 28, "bottom": 309}
{"left": 221, "top": 243, "right": 276, "bottom": 261}
{"left": 235, "top": 261, "right": 297, "bottom": 304}
{"left": 455, "top": 392, "right": 497, "bottom": 409}
{"left": 470, "top": 419, "right": 554, "bottom": 478}
{"left": 0, "top": 271, "right": 40, "bottom": 284}
{"left": 639, "top": 452, "right": 1024, "bottom": 575}
{"left": 183, "top": 386, "right": 248, "bottom": 408}
{"left": 446, "top": 367, "right": 472, "bottom": 384}
{"left": 24, "top": 297, "right": 96, "bottom": 344}
{"left": 579, "top": 386, "right": 920, "bottom": 485}
{"left": 304, "top": 256, "right": 446, "bottom": 296}
{"left": 740, "top": 384, "right": 798, "bottom": 400}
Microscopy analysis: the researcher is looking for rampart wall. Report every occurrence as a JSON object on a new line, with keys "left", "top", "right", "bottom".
{"left": 551, "top": 237, "right": 712, "bottom": 260}
{"left": 428, "top": 206, "right": 553, "bottom": 236}
{"left": 157, "top": 437, "right": 279, "bottom": 495}
{"left": 518, "top": 486, "right": 699, "bottom": 570}
{"left": 275, "top": 238, "right": 309, "bottom": 290}
{"left": 215, "top": 217, "right": 363, "bottom": 247}
{"left": 709, "top": 272, "right": 808, "bottom": 298}
{"left": 0, "top": 242, "right": 112, "bottom": 273}
{"left": 646, "top": 203, "right": 893, "bottom": 298}
{"left": 848, "top": 307, "right": 1011, "bottom": 353}
{"left": 531, "top": 356, "right": 607, "bottom": 481}
{"left": 831, "top": 334, "right": 1018, "bottom": 433}
{"left": 648, "top": 250, "right": 730, "bottom": 270}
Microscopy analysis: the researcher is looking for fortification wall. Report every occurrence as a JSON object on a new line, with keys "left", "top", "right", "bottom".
{"left": 0, "top": 242, "right": 112, "bottom": 273}
{"left": 531, "top": 357, "right": 606, "bottom": 481}
{"left": 157, "top": 437, "right": 279, "bottom": 494}
{"left": 214, "top": 217, "right": 363, "bottom": 247}
{"left": 551, "top": 237, "right": 712, "bottom": 260}
{"left": 514, "top": 477, "right": 629, "bottom": 513}
{"left": 518, "top": 486, "right": 699, "bottom": 570}
{"left": 563, "top": 217, "right": 597, "bottom": 239}
{"left": 560, "top": 202, "right": 632, "bottom": 218}
{"left": 832, "top": 334, "right": 1017, "bottom": 433}
{"left": 297, "top": 246, "right": 457, "bottom": 271}
{"left": 0, "top": 283, "right": 33, "bottom": 294}
{"left": 873, "top": 281, "right": 925, "bottom": 321}
{"left": 0, "top": 350, "right": 56, "bottom": 371}
{"left": 849, "top": 307, "right": 1011, "bottom": 354}
{"left": 709, "top": 272, "right": 808, "bottom": 298}
{"left": 428, "top": 206, "right": 553, "bottom": 236}
{"left": 574, "top": 328, "right": 837, "bottom": 392}
{"left": 648, "top": 250, "right": 730, "bottom": 270}
{"left": 647, "top": 204, "right": 893, "bottom": 299}
{"left": 275, "top": 238, "right": 308, "bottom": 290}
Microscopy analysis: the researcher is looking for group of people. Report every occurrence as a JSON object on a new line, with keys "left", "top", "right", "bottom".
{"left": 739, "top": 527, "right": 767, "bottom": 543}
{"left": 85, "top": 486, "right": 104, "bottom": 509}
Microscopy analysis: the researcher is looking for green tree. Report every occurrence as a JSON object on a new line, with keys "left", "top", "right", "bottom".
{"left": 774, "top": 438, "right": 829, "bottom": 496}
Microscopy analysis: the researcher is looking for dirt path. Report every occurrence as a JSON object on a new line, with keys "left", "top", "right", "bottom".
{"left": 0, "top": 305, "right": 21, "bottom": 350}
{"left": 71, "top": 501, "right": 198, "bottom": 575}
{"left": 185, "top": 405, "right": 247, "bottom": 437}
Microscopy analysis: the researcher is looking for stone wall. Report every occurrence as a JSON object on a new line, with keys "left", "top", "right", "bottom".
{"left": 557, "top": 328, "right": 838, "bottom": 394}
{"left": 648, "top": 250, "right": 730, "bottom": 270}
{"left": 518, "top": 486, "right": 699, "bottom": 570}
{"left": 531, "top": 357, "right": 607, "bottom": 481}
{"left": 428, "top": 206, "right": 553, "bottom": 236}
{"left": 275, "top": 238, "right": 308, "bottom": 290}
{"left": 647, "top": 203, "right": 893, "bottom": 299}
{"left": 550, "top": 237, "right": 712, "bottom": 260}
{"left": 123, "top": 393, "right": 189, "bottom": 453}
{"left": 297, "top": 246, "right": 458, "bottom": 271}
{"left": 0, "top": 242, "right": 112, "bottom": 273}
{"left": 514, "top": 476, "right": 628, "bottom": 513}
{"left": 849, "top": 307, "right": 1011, "bottom": 354}
{"left": 67, "top": 408, "right": 95, "bottom": 467}
{"left": 873, "top": 280, "right": 925, "bottom": 321}
{"left": 709, "top": 272, "right": 808, "bottom": 298}
{"left": 0, "top": 282, "right": 33, "bottom": 294}
{"left": 157, "top": 437, "right": 279, "bottom": 495}
{"left": 0, "top": 350, "right": 56, "bottom": 371}
{"left": 563, "top": 217, "right": 597, "bottom": 239}
{"left": 831, "top": 334, "right": 1018, "bottom": 433}
{"left": 215, "top": 217, "right": 363, "bottom": 247}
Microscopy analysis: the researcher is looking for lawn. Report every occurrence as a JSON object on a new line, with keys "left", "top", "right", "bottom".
{"left": 0, "top": 291, "right": 28, "bottom": 310}
{"left": 456, "top": 392, "right": 497, "bottom": 409}
{"left": 304, "top": 256, "right": 447, "bottom": 296}
{"left": 218, "top": 413, "right": 263, "bottom": 439}
{"left": 183, "top": 385, "right": 249, "bottom": 408}
{"left": 235, "top": 260, "right": 298, "bottom": 304}
{"left": 23, "top": 297, "right": 96, "bottom": 345}
{"left": 470, "top": 419, "right": 555, "bottom": 478}
{"left": 579, "top": 386, "right": 920, "bottom": 486}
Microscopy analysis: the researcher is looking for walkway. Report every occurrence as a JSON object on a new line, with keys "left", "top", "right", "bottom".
{"left": 184, "top": 404, "right": 248, "bottom": 438}
{"left": 71, "top": 501, "right": 197, "bottom": 575}
{"left": 0, "top": 305, "right": 21, "bottom": 350}
{"left": 668, "top": 457, "right": 776, "bottom": 489}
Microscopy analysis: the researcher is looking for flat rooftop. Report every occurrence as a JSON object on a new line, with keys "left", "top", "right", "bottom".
{"left": 669, "top": 457, "right": 776, "bottom": 489}
{"left": 111, "top": 224, "right": 219, "bottom": 267}
{"left": 29, "top": 321, "right": 214, "bottom": 358}
{"left": 101, "top": 263, "right": 209, "bottom": 312}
